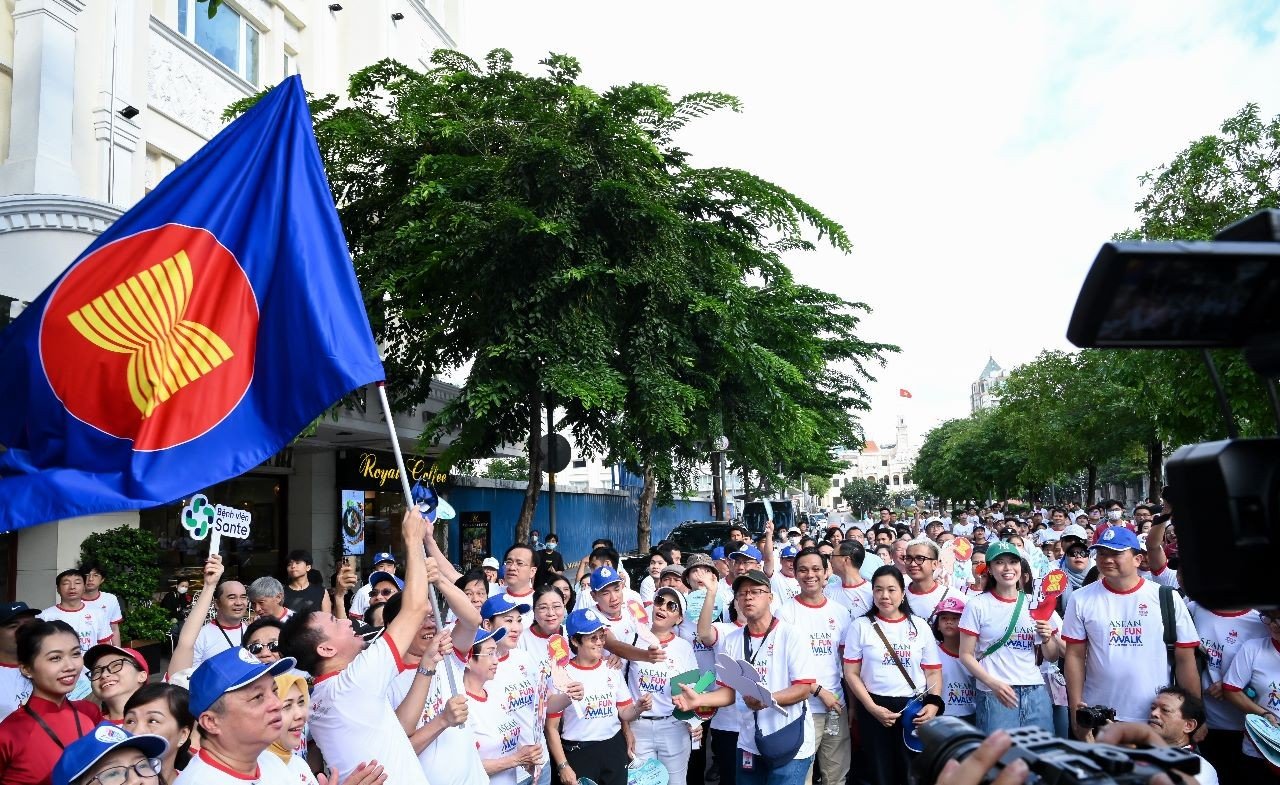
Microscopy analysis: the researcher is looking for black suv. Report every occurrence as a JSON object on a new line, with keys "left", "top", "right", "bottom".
{"left": 666, "top": 520, "right": 750, "bottom": 556}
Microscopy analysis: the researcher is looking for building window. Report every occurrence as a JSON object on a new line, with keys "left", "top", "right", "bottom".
{"left": 882, "top": 476, "right": 890, "bottom": 486}
{"left": 892, "top": 475, "right": 900, "bottom": 486}
{"left": 283, "top": 49, "right": 298, "bottom": 78}
{"left": 571, "top": 459, "right": 587, "bottom": 469}
{"left": 176, "top": 0, "right": 260, "bottom": 84}
{"left": 831, "top": 477, "right": 841, "bottom": 488}
{"left": 881, "top": 459, "right": 889, "bottom": 467}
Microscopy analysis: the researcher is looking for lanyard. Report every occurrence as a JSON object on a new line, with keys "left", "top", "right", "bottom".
{"left": 24, "top": 702, "right": 84, "bottom": 750}
{"left": 743, "top": 618, "right": 778, "bottom": 665}
{"left": 217, "top": 622, "right": 242, "bottom": 649}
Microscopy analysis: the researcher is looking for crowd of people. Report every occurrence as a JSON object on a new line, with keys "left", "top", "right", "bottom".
{"left": 0, "top": 497, "right": 1274, "bottom": 785}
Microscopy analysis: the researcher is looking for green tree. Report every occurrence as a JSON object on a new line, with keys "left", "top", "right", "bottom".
{"left": 483, "top": 456, "right": 530, "bottom": 481}
{"left": 805, "top": 474, "right": 832, "bottom": 502}
{"left": 80, "top": 526, "right": 169, "bottom": 643}
{"left": 840, "top": 476, "right": 889, "bottom": 517}
{"left": 247, "top": 51, "right": 894, "bottom": 547}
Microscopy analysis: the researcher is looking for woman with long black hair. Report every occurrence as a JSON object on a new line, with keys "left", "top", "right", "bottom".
{"left": 842, "top": 566, "right": 943, "bottom": 785}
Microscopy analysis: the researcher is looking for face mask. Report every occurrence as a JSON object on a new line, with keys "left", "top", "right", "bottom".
{"left": 789, "top": 536, "right": 799, "bottom": 546}
{"left": 546, "top": 542, "right": 557, "bottom": 551}
{"left": 1107, "top": 510, "right": 1123, "bottom": 521}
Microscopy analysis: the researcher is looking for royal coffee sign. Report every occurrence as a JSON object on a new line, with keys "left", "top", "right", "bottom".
{"left": 336, "top": 449, "right": 451, "bottom": 491}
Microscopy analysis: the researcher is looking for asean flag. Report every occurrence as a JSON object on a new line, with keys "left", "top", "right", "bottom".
{"left": 899, "top": 389, "right": 913, "bottom": 398}
{"left": 0, "top": 76, "right": 384, "bottom": 532}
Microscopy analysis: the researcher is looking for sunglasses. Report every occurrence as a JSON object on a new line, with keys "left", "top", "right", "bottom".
{"left": 247, "top": 641, "right": 280, "bottom": 655}
{"left": 654, "top": 599, "right": 681, "bottom": 613}
{"left": 1065, "top": 548, "right": 1089, "bottom": 558}
{"left": 373, "top": 588, "right": 398, "bottom": 598}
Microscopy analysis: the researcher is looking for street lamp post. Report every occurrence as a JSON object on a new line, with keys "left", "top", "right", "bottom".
{"left": 711, "top": 436, "right": 729, "bottom": 520}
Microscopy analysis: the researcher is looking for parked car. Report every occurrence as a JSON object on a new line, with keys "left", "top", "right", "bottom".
{"left": 666, "top": 521, "right": 742, "bottom": 557}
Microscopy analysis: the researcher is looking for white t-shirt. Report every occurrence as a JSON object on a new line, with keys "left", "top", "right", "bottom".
{"left": 310, "top": 636, "right": 429, "bottom": 785}
{"left": 769, "top": 572, "right": 801, "bottom": 603}
{"left": 549, "top": 658, "right": 632, "bottom": 742}
{"left": 469, "top": 685, "right": 523, "bottom": 785}
{"left": 282, "top": 751, "right": 320, "bottom": 785}
{"left": 716, "top": 619, "right": 817, "bottom": 760}
{"left": 1189, "top": 604, "right": 1267, "bottom": 732}
{"left": 951, "top": 521, "right": 974, "bottom": 538}
{"left": 191, "top": 621, "right": 248, "bottom": 670}
{"left": 842, "top": 614, "right": 941, "bottom": 697}
{"left": 82, "top": 591, "right": 123, "bottom": 629}
{"left": 387, "top": 654, "right": 487, "bottom": 785}
{"left": 639, "top": 576, "right": 657, "bottom": 605}
{"left": 174, "top": 748, "right": 293, "bottom": 784}
{"left": 516, "top": 623, "right": 561, "bottom": 666}
{"left": 0, "top": 663, "right": 32, "bottom": 722}
{"left": 628, "top": 632, "right": 697, "bottom": 718}
{"left": 958, "top": 592, "right": 1060, "bottom": 688}
{"left": 39, "top": 603, "right": 112, "bottom": 653}
{"left": 778, "top": 596, "right": 851, "bottom": 713}
{"left": 825, "top": 579, "right": 873, "bottom": 619}
{"left": 905, "top": 582, "right": 951, "bottom": 621}
{"left": 1223, "top": 636, "right": 1280, "bottom": 759}
{"left": 492, "top": 648, "right": 548, "bottom": 766}
{"left": 938, "top": 646, "right": 975, "bottom": 716}
{"left": 596, "top": 604, "right": 650, "bottom": 651}
{"left": 1061, "top": 578, "right": 1200, "bottom": 723}
{"left": 1138, "top": 566, "right": 1179, "bottom": 589}
{"left": 503, "top": 586, "right": 537, "bottom": 629}
{"left": 696, "top": 621, "right": 745, "bottom": 734}
{"left": 350, "top": 583, "right": 373, "bottom": 619}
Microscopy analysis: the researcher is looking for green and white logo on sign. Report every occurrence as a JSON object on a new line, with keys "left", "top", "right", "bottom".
{"left": 182, "top": 494, "right": 215, "bottom": 540}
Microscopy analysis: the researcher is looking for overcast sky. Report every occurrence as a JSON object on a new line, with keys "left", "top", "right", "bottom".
{"left": 461, "top": 1, "right": 1280, "bottom": 448}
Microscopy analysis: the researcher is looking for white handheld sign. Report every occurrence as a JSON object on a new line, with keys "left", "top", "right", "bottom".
{"left": 209, "top": 504, "right": 252, "bottom": 555}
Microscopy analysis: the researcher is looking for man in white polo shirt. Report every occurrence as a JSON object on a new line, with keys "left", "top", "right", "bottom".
{"left": 190, "top": 580, "right": 249, "bottom": 670}
{"left": 282, "top": 508, "right": 448, "bottom": 785}
{"left": 1062, "top": 526, "right": 1200, "bottom": 738}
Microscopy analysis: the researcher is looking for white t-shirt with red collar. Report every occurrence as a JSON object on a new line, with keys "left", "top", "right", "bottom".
{"left": 778, "top": 595, "right": 851, "bottom": 713}
{"left": 627, "top": 630, "right": 698, "bottom": 718}
{"left": 0, "top": 663, "right": 32, "bottom": 722}
{"left": 310, "top": 636, "right": 430, "bottom": 785}
{"left": 716, "top": 619, "right": 817, "bottom": 759}
{"left": 1189, "top": 603, "right": 1268, "bottom": 732}
{"left": 191, "top": 620, "right": 248, "bottom": 670}
{"left": 387, "top": 651, "right": 487, "bottom": 785}
{"left": 697, "top": 620, "right": 745, "bottom": 733}
{"left": 905, "top": 582, "right": 951, "bottom": 621}
{"left": 958, "top": 591, "right": 1061, "bottom": 688}
{"left": 503, "top": 585, "right": 537, "bottom": 629}
{"left": 843, "top": 614, "right": 941, "bottom": 697}
{"left": 81, "top": 591, "right": 123, "bottom": 631}
{"left": 39, "top": 603, "right": 112, "bottom": 653}
{"left": 549, "top": 657, "right": 633, "bottom": 742}
{"left": 173, "top": 748, "right": 293, "bottom": 785}
{"left": 1061, "top": 577, "right": 1200, "bottom": 722}
{"left": 492, "top": 647, "right": 548, "bottom": 768}
{"left": 938, "top": 645, "right": 975, "bottom": 716}
{"left": 1223, "top": 635, "right": 1280, "bottom": 759}
{"left": 825, "top": 578, "right": 873, "bottom": 618}
{"left": 468, "top": 684, "right": 523, "bottom": 785}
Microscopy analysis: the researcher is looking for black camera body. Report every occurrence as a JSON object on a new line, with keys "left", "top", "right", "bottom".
{"left": 1075, "top": 704, "right": 1117, "bottom": 730}
{"left": 911, "top": 717, "right": 1201, "bottom": 785}
{"left": 1068, "top": 209, "right": 1280, "bottom": 610}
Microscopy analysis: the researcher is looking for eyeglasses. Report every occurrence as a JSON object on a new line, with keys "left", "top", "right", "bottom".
{"left": 1065, "top": 548, "right": 1089, "bottom": 558}
{"left": 504, "top": 559, "right": 530, "bottom": 568}
{"left": 373, "top": 588, "right": 398, "bottom": 598}
{"left": 654, "top": 599, "right": 680, "bottom": 612}
{"left": 902, "top": 555, "right": 935, "bottom": 565}
{"left": 735, "top": 588, "right": 770, "bottom": 599}
{"left": 247, "top": 640, "right": 280, "bottom": 655}
{"left": 89, "top": 658, "right": 134, "bottom": 681}
{"left": 88, "top": 757, "right": 162, "bottom": 785}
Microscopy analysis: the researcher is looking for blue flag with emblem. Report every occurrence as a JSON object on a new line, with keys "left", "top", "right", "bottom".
{"left": 0, "top": 76, "right": 384, "bottom": 532}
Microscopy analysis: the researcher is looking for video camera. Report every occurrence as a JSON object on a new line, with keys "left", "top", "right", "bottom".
{"left": 1068, "top": 209, "right": 1280, "bottom": 610}
{"left": 911, "top": 717, "right": 1201, "bottom": 785}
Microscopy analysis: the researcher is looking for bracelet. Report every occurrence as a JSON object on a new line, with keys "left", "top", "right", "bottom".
{"left": 417, "top": 667, "right": 436, "bottom": 677}
{"left": 556, "top": 762, "right": 570, "bottom": 771}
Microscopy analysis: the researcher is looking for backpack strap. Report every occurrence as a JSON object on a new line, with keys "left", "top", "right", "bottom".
{"left": 1158, "top": 584, "right": 1176, "bottom": 681}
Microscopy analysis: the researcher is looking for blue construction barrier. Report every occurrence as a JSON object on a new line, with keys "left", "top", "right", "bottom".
{"left": 443, "top": 482, "right": 707, "bottom": 565}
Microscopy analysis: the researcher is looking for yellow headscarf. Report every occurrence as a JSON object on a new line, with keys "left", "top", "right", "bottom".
{"left": 267, "top": 673, "right": 310, "bottom": 765}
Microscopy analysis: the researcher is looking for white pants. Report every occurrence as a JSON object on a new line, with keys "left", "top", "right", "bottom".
{"left": 632, "top": 715, "right": 693, "bottom": 783}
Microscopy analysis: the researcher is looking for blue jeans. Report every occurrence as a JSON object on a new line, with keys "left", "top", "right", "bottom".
{"left": 975, "top": 684, "right": 1053, "bottom": 735}
{"left": 737, "top": 751, "right": 814, "bottom": 785}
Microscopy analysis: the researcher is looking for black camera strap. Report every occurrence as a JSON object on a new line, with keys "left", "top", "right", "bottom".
{"left": 1158, "top": 585, "right": 1177, "bottom": 681}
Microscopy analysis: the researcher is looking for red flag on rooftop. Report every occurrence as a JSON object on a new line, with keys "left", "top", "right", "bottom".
{"left": 899, "top": 389, "right": 913, "bottom": 398}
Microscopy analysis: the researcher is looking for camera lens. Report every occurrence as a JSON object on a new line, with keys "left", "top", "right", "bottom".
{"left": 910, "top": 717, "right": 987, "bottom": 785}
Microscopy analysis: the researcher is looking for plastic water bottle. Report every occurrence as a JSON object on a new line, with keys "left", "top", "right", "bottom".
{"left": 825, "top": 708, "right": 842, "bottom": 736}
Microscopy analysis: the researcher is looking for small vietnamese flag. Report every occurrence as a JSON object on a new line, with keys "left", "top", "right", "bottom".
{"left": 899, "top": 389, "right": 913, "bottom": 398}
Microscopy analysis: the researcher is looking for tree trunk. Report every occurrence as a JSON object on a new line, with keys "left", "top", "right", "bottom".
{"left": 742, "top": 467, "right": 752, "bottom": 503}
{"left": 637, "top": 464, "right": 656, "bottom": 552}
{"left": 1147, "top": 438, "right": 1164, "bottom": 501}
{"left": 516, "top": 390, "right": 543, "bottom": 544}
{"left": 1086, "top": 463, "right": 1098, "bottom": 505}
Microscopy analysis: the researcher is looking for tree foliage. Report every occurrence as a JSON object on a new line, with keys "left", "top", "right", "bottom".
{"left": 233, "top": 50, "right": 895, "bottom": 544}
{"left": 80, "top": 526, "right": 169, "bottom": 642}
{"left": 839, "top": 476, "right": 889, "bottom": 517}
{"left": 484, "top": 456, "right": 530, "bottom": 481}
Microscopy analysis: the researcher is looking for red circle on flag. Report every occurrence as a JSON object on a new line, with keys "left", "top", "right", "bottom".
{"left": 39, "top": 225, "right": 258, "bottom": 451}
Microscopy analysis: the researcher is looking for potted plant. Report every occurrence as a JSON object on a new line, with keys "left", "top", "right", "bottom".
{"left": 80, "top": 525, "right": 172, "bottom": 672}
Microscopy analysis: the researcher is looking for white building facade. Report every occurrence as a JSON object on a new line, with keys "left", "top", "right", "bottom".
{"left": 823, "top": 417, "right": 918, "bottom": 512}
{"left": 970, "top": 356, "right": 1007, "bottom": 412}
{"left": 0, "top": 0, "right": 460, "bottom": 607}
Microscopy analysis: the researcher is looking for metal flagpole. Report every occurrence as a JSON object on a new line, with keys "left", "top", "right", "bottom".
{"left": 375, "top": 382, "right": 459, "bottom": 696}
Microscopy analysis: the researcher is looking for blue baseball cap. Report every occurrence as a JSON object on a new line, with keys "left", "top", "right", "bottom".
{"left": 1091, "top": 525, "right": 1145, "bottom": 553}
{"left": 779, "top": 545, "right": 799, "bottom": 559}
{"left": 53, "top": 724, "right": 169, "bottom": 785}
{"left": 369, "top": 571, "right": 404, "bottom": 591}
{"left": 481, "top": 594, "right": 531, "bottom": 619}
{"left": 566, "top": 607, "right": 608, "bottom": 637}
{"left": 728, "top": 545, "right": 763, "bottom": 562}
{"left": 590, "top": 565, "right": 622, "bottom": 592}
{"left": 472, "top": 625, "right": 507, "bottom": 648}
{"left": 0, "top": 601, "right": 39, "bottom": 626}
{"left": 711, "top": 546, "right": 727, "bottom": 561}
{"left": 189, "top": 646, "right": 297, "bottom": 716}
{"left": 372, "top": 552, "right": 397, "bottom": 566}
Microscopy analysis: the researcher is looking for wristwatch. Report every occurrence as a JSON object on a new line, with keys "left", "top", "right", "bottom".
{"left": 556, "top": 762, "right": 570, "bottom": 772}
{"left": 417, "top": 666, "right": 436, "bottom": 677}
